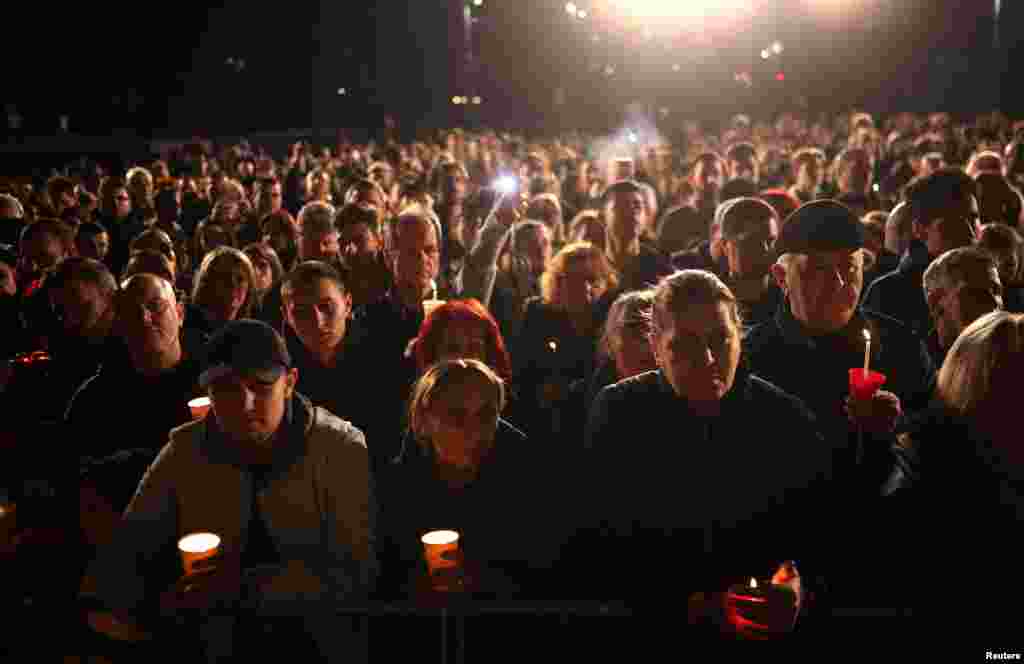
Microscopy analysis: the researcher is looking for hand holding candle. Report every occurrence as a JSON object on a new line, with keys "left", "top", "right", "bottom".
{"left": 724, "top": 564, "right": 802, "bottom": 638}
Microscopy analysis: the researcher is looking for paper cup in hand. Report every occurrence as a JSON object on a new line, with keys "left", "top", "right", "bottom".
{"left": 178, "top": 532, "right": 221, "bottom": 576}
{"left": 423, "top": 299, "right": 446, "bottom": 319}
{"left": 848, "top": 369, "right": 886, "bottom": 402}
{"left": 188, "top": 397, "right": 211, "bottom": 420}
{"left": 0, "top": 502, "right": 16, "bottom": 550}
{"left": 421, "top": 530, "right": 461, "bottom": 587}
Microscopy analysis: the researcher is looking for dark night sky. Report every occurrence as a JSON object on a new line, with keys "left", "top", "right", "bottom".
{"left": 4, "top": 0, "right": 1021, "bottom": 138}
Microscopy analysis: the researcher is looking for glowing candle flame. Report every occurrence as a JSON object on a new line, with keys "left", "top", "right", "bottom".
{"left": 548, "top": 341, "right": 558, "bottom": 352}
{"left": 862, "top": 328, "right": 872, "bottom": 376}
{"left": 749, "top": 577, "right": 758, "bottom": 589}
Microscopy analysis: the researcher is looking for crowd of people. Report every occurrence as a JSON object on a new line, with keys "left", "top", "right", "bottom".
{"left": 2, "top": 108, "right": 1024, "bottom": 658}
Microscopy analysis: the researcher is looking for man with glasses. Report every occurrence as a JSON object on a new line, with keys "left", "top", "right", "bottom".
{"left": 66, "top": 273, "right": 201, "bottom": 461}
{"left": 863, "top": 168, "right": 980, "bottom": 338}
{"left": 718, "top": 197, "right": 783, "bottom": 330}
{"left": 922, "top": 247, "right": 1003, "bottom": 366}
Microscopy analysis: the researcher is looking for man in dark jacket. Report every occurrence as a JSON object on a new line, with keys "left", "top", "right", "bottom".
{"left": 66, "top": 273, "right": 201, "bottom": 461}
{"left": 579, "top": 270, "right": 841, "bottom": 619}
{"left": 862, "top": 168, "right": 979, "bottom": 337}
{"left": 717, "top": 197, "right": 784, "bottom": 330}
{"left": 746, "top": 200, "right": 935, "bottom": 491}
{"left": 920, "top": 246, "right": 1003, "bottom": 367}
{"left": 280, "top": 260, "right": 381, "bottom": 465}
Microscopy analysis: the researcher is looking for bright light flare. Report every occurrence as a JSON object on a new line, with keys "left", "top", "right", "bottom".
{"left": 565, "top": 2, "right": 578, "bottom": 15}
{"left": 601, "top": 0, "right": 755, "bottom": 21}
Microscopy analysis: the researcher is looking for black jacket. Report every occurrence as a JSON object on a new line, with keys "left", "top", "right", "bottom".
{"left": 377, "top": 420, "right": 561, "bottom": 598}
{"left": 65, "top": 352, "right": 202, "bottom": 461}
{"left": 743, "top": 304, "right": 935, "bottom": 492}
{"left": 884, "top": 403, "right": 1024, "bottom": 616}
{"left": 861, "top": 239, "right": 933, "bottom": 338}
{"left": 577, "top": 367, "right": 843, "bottom": 602}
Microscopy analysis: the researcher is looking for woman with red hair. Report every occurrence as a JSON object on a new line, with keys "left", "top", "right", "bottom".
{"left": 410, "top": 299, "right": 513, "bottom": 382}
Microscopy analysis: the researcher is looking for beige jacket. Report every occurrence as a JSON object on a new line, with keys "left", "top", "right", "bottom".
{"left": 85, "top": 395, "right": 377, "bottom": 615}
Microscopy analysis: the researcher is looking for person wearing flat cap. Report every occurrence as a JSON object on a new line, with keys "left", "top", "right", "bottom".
{"left": 82, "top": 318, "right": 376, "bottom": 662}
{"left": 743, "top": 200, "right": 937, "bottom": 607}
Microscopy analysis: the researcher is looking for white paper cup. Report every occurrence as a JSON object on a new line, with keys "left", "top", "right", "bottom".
{"left": 188, "top": 397, "right": 211, "bottom": 420}
{"left": 423, "top": 299, "right": 446, "bottom": 319}
{"left": 178, "top": 532, "right": 221, "bottom": 576}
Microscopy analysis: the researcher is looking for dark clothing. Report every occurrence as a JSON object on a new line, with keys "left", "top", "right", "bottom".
{"left": 378, "top": 420, "right": 561, "bottom": 599}
{"left": 1003, "top": 284, "right": 1024, "bottom": 313}
{"left": 253, "top": 281, "right": 286, "bottom": 336}
{"left": 724, "top": 276, "right": 784, "bottom": 332}
{"left": 884, "top": 403, "right": 1024, "bottom": 617}
{"left": 102, "top": 211, "right": 149, "bottom": 279}
{"left": 65, "top": 352, "right": 202, "bottom": 461}
{"left": 861, "top": 240, "right": 934, "bottom": 338}
{"left": 352, "top": 288, "right": 428, "bottom": 470}
{"left": 16, "top": 334, "right": 127, "bottom": 424}
{"left": 284, "top": 323, "right": 377, "bottom": 446}
{"left": 512, "top": 297, "right": 600, "bottom": 439}
{"left": 616, "top": 242, "right": 676, "bottom": 294}
{"left": 862, "top": 248, "right": 901, "bottom": 296}
{"left": 671, "top": 240, "right": 728, "bottom": 275}
{"left": 578, "top": 368, "right": 842, "bottom": 602}
{"left": 743, "top": 304, "right": 935, "bottom": 495}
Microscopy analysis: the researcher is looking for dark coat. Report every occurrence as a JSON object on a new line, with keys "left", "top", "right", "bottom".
{"left": 861, "top": 239, "right": 933, "bottom": 338}
{"left": 65, "top": 352, "right": 201, "bottom": 461}
{"left": 350, "top": 289, "right": 428, "bottom": 470}
{"left": 576, "top": 367, "right": 843, "bottom": 602}
{"left": 743, "top": 303, "right": 935, "bottom": 495}
{"left": 512, "top": 297, "right": 600, "bottom": 439}
{"left": 377, "top": 420, "right": 562, "bottom": 599}
{"left": 884, "top": 403, "right": 1024, "bottom": 617}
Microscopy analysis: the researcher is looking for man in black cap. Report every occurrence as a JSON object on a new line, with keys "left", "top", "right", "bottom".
{"left": 83, "top": 318, "right": 375, "bottom": 661}
{"left": 862, "top": 168, "right": 979, "bottom": 337}
{"left": 746, "top": 200, "right": 936, "bottom": 484}
{"left": 744, "top": 199, "right": 936, "bottom": 607}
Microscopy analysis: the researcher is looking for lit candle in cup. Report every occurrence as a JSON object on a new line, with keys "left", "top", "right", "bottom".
{"left": 420, "top": 530, "right": 462, "bottom": 590}
{"left": 422, "top": 280, "right": 445, "bottom": 319}
{"left": 862, "top": 329, "right": 871, "bottom": 378}
{"left": 188, "top": 397, "right": 211, "bottom": 420}
{"left": 178, "top": 532, "right": 221, "bottom": 576}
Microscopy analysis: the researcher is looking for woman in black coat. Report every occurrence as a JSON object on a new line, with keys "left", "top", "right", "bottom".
{"left": 376, "top": 360, "right": 562, "bottom": 601}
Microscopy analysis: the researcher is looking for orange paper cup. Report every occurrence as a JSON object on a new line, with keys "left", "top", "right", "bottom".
{"left": 0, "top": 503, "right": 16, "bottom": 549}
{"left": 188, "top": 397, "right": 211, "bottom": 420}
{"left": 178, "top": 532, "right": 221, "bottom": 576}
{"left": 420, "top": 530, "right": 460, "bottom": 577}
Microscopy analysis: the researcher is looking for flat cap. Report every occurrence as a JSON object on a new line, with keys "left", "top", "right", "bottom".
{"left": 775, "top": 200, "right": 865, "bottom": 256}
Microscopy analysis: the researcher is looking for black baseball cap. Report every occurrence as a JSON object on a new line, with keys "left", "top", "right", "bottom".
{"left": 199, "top": 319, "right": 292, "bottom": 389}
{"left": 775, "top": 200, "right": 865, "bottom": 256}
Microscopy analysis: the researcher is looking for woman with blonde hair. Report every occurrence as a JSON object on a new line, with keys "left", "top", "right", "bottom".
{"left": 125, "top": 166, "right": 156, "bottom": 223}
{"left": 513, "top": 241, "right": 618, "bottom": 436}
{"left": 377, "top": 359, "right": 558, "bottom": 598}
{"left": 188, "top": 246, "right": 257, "bottom": 335}
{"left": 888, "top": 310, "right": 1024, "bottom": 614}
